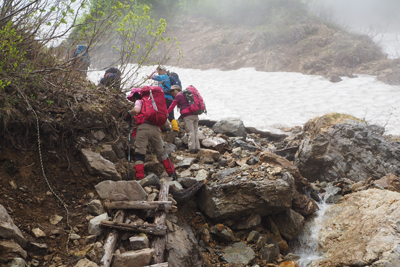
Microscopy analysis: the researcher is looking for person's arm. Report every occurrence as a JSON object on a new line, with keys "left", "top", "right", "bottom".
{"left": 129, "top": 100, "right": 142, "bottom": 116}
{"left": 167, "top": 100, "right": 178, "bottom": 114}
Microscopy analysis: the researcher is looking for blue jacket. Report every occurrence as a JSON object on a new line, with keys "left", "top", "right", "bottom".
{"left": 152, "top": 74, "right": 173, "bottom": 100}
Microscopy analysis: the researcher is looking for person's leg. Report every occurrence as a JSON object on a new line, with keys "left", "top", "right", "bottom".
{"left": 193, "top": 115, "right": 201, "bottom": 150}
{"left": 148, "top": 124, "right": 175, "bottom": 177}
{"left": 184, "top": 116, "right": 196, "bottom": 150}
{"left": 133, "top": 124, "right": 149, "bottom": 180}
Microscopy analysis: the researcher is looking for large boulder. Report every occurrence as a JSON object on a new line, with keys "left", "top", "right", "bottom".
{"left": 212, "top": 118, "right": 246, "bottom": 138}
{"left": 310, "top": 189, "right": 400, "bottom": 266}
{"left": 196, "top": 171, "right": 295, "bottom": 220}
{"left": 81, "top": 149, "right": 121, "bottom": 180}
{"left": 295, "top": 122, "right": 400, "bottom": 182}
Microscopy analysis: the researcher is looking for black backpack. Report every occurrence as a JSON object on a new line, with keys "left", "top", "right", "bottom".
{"left": 164, "top": 71, "right": 181, "bottom": 88}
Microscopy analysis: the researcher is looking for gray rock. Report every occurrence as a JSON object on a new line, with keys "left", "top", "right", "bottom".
{"left": 166, "top": 224, "right": 203, "bottom": 267}
{"left": 212, "top": 118, "right": 246, "bottom": 138}
{"left": 86, "top": 200, "right": 105, "bottom": 216}
{"left": 176, "top": 158, "right": 195, "bottom": 169}
{"left": 95, "top": 180, "right": 147, "bottom": 201}
{"left": 113, "top": 249, "right": 154, "bottom": 267}
{"left": 273, "top": 209, "right": 304, "bottom": 241}
{"left": 195, "top": 169, "right": 209, "bottom": 182}
{"left": 232, "top": 214, "right": 262, "bottom": 230}
{"left": 129, "top": 234, "right": 149, "bottom": 250}
{"left": 74, "top": 258, "right": 99, "bottom": 267}
{"left": 139, "top": 173, "right": 161, "bottom": 187}
{"left": 112, "top": 142, "right": 126, "bottom": 159}
{"left": 0, "top": 240, "right": 27, "bottom": 260}
{"left": 222, "top": 242, "right": 255, "bottom": 265}
{"left": 8, "top": 258, "right": 26, "bottom": 267}
{"left": 100, "top": 145, "right": 118, "bottom": 163}
{"left": 0, "top": 204, "right": 28, "bottom": 248}
{"left": 259, "top": 243, "right": 280, "bottom": 263}
{"left": 295, "top": 123, "right": 400, "bottom": 182}
{"left": 81, "top": 149, "right": 121, "bottom": 180}
{"left": 88, "top": 213, "right": 109, "bottom": 236}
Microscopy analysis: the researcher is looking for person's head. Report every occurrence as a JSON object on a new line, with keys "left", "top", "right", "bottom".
{"left": 127, "top": 88, "right": 142, "bottom": 102}
{"left": 170, "top": 85, "right": 181, "bottom": 97}
{"left": 157, "top": 65, "right": 167, "bottom": 75}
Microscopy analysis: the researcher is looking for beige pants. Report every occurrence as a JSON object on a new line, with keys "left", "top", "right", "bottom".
{"left": 183, "top": 115, "right": 200, "bottom": 150}
{"left": 134, "top": 123, "right": 167, "bottom": 164}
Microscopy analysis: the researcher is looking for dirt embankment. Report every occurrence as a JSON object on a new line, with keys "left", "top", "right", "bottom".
{"left": 163, "top": 16, "right": 400, "bottom": 84}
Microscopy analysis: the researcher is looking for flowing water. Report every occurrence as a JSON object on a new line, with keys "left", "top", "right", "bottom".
{"left": 290, "top": 185, "right": 339, "bottom": 266}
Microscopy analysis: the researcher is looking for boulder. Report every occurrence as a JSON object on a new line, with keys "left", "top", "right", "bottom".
{"left": 295, "top": 122, "right": 400, "bottom": 182}
{"left": 196, "top": 172, "right": 294, "bottom": 220}
{"left": 0, "top": 204, "right": 28, "bottom": 248}
{"left": 311, "top": 189, "right": 400, "bottom": 266}
{"left": 81, "top": 149, "right": 121, "bottom": 180}
{"left": 212, "top": 118, "right": 246, "bottom": 138}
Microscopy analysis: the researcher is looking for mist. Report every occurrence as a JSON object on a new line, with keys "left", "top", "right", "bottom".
{"left": 312, "top": 0, "right": 400, "bottom": 31}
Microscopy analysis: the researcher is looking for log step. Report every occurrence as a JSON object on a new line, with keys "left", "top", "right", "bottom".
{"left": 100, "top": 221, "right": 167, "bottom": 236}
{"left": 104, "top": 200, "right": 173, "bottom": 210}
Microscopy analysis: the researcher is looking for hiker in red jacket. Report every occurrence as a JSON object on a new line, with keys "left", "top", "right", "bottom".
{"left": 167, "top": 85, "right": 201, "bottom": 154}
{"left": 127, "top": 88, "right": 176, "bottom": 179}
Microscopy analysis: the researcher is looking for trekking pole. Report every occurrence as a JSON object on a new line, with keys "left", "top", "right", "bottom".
{"left": 161, "top": 138, "right": 177, "bottom": 178}
{"left": 127, "top": 118, "right": 131, "bottom": 180}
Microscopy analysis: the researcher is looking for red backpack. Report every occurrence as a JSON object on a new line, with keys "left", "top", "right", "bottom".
{"left": 182, "top": 85, "right": 207, "bottom": 115}
{"left": 135, "top": 86, "right": 168, "bottom": 127}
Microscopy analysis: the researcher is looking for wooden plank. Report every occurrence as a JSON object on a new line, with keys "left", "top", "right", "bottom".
{"left": 100, "top": 221, "right": 167, "bottom": 236}
{"left": 100, "top": 210, "right": 125, "bottom": 267}
{"left": 152, "top": 181, "right": 169, "bottom": 264}
{"left": 104, "top": 200, "right": 173, "bottom": 210}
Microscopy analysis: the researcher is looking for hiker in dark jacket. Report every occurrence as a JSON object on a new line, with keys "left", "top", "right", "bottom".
{"left": 100, "top": 67, "right": 122, "bottom": 90}
{"left": 167, "top": 85, "right": 200, "bottom": 153}
{"left": 148, "top": 66, "right": 179, "bottom": 133}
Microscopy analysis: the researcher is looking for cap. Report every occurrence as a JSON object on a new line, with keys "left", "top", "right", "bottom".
{"left": 171, "top": 85, "right": 181, "bottom": 91}
{"left": 158, "top": 65, "right": 167, "bottom": 71}
{"left": 127, "top": 87, "right": 141, "bottom": 102}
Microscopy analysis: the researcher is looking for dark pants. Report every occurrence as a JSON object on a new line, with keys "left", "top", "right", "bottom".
{"left": 166, "top": 98, "right": 175, "bottom": 121}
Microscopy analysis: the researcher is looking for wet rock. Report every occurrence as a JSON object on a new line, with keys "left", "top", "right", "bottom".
{"left": 291, "top": 190, "right": 318, "bottom": 216}
{"left": 212, "top": 118, "right": 246, "bottom": 138}
{"left": 81, "top": 149, "right": 121, "bottom": 181}
{"left": 273, "top": 209, "right": 304, "bottom": 241}
{"left": 222, "top": 242, "right": 255, "bottom": 265}
{"left": 314, "top": 189, "right": 400, "bottom": 266}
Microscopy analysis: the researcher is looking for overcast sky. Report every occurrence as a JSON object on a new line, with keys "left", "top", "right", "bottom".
{"left": 312, "top": 0, "right": 400, "bottom": 32}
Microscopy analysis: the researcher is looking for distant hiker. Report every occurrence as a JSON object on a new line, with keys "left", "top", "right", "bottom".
{"left": 100, "top": 67, "right": 122, "bottom": 90}
{"left": 168, "top": 85, "right": 201, "bottom": 153}
{"left": 72, "top": 45, "right": 90, "bottom": 78}
{"left": 148, "top": 66, "right": 180, "bottom": 133}
{"left": 126, "top": 87, "right": 176, "bottom": 180}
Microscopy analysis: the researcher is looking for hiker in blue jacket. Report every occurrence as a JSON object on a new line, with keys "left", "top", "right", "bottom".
{"left": 148, "top": 66, "right": 179, "bottom": 133}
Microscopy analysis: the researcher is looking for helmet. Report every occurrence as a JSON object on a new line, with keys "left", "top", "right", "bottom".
{"left": 127, "top": 87, "right": 141, "bottom": 102}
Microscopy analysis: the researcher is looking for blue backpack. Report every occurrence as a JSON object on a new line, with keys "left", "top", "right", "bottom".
{"left": 73, "top": 45, "right": 90, "bottom": 64}
{"left": 167, "top": 71, "right": 182, "bottom": 88}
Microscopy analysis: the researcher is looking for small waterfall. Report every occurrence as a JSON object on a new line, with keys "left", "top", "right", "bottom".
{"left": 290, "top": 185, "right": 339, "bottom": 266}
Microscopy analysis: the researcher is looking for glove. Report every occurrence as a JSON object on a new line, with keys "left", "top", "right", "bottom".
{"left": 124, "top": 111, "right": 132, "bottom": 122}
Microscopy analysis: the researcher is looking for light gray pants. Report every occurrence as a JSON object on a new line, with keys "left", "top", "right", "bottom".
{"left": 183, "top": 115, "right": 200, "bottom": 150}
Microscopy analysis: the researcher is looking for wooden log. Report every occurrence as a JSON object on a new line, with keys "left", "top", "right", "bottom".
{"left": 152, "top": 181, "right": 169, "bottom": 264}
{"left": 100, "top": 210, "right": 125, "bottom": 267}
{"left": 104, "top": 200, "right": 173, "bottom": 210}
{"left": 100, "top": 221, "right": 167, "bottom": 236}
{"left": 169, "top": 180, "right": 204, "bottom": 203}
{"left": 144, "top": 263, "right": 168, "bottom": 267}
